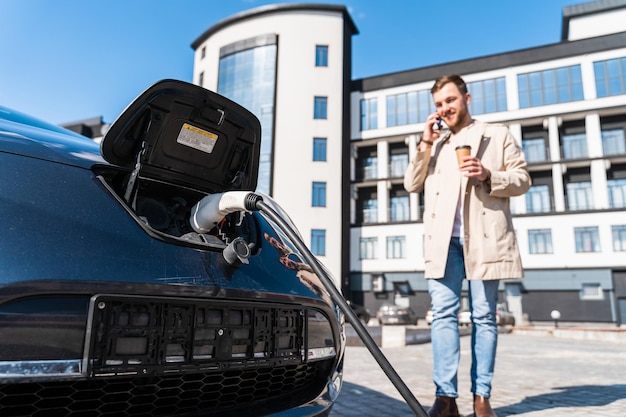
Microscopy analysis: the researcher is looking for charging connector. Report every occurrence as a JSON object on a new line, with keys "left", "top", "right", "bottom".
{"left": 190, "top": 191, "right": 263, "bottom": 233}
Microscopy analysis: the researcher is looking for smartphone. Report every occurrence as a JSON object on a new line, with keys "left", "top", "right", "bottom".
{"left": 434, "top": 116, "right": 443, "bottom": 130}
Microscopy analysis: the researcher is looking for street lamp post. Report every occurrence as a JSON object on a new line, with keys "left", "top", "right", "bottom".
{"left": 550, "top": 310, "right": 561, "bottom": 328}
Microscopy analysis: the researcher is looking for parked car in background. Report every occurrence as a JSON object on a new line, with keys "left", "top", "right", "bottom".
{"left": 376, "top": 304, "right": 418, "bottom": 326}
{"left": 347, "top": 301, "right": 371, "bottom": 325}
{"left": 0, "top": 80, "right": 345, "bottom": 417}
{"left": 496, "top": 304, "right": 516, "bottom": 326}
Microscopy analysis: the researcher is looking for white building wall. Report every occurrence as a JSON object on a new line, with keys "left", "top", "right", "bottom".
{"left": 514, "top": 212, "right": 624, "bottom": 269}
{"left": 568, "top": 9, "right": 626, "bottom": 41}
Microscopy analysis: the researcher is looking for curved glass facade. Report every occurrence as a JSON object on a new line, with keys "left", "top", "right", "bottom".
{"left": 218, "top": 38, "right": 277, "bottom": 194}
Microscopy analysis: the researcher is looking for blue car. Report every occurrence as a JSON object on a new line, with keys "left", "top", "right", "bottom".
{"left": 0, "top": 80, "right": 345, "bottom": 417}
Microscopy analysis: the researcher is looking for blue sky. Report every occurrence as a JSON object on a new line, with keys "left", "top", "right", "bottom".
{"left": 1, "top": 0, "right": 577, "bottom": 125}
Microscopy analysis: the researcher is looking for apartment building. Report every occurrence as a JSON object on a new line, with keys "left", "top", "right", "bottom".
{"left": 350, "top": 0, "right": 626, "bottom": 325}
{"left": 190, "top": 0, "right": 626, "bottom": 324}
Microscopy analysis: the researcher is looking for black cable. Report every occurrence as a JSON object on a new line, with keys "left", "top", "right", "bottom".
{"left": 256, "top": 199, "right": 429, "bottom": 417}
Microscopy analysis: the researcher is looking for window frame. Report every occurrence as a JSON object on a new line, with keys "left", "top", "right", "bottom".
{"left": 315, "top": 45, "right": 328, "bottom": 67}
{"left": 574, "top": 226, "right": 601, "bottom": 253}
{"left": 526, "top": 184, "right": 552, "bottom": 213}
{"left": 579, "top": 283, "right": 604, "bottom": 300}
{"left": 311, "top": 181, "right": 327, "bottom": 207}
{"left": 467, "top": 77, "right": 507, "bottom": 115}
{"left": 314, "top": 96, "right": 328, "bottom": 120}
{"left": 518, "top": 65, "right": 584, "bottom": 108}
{"left": 528, "top": 229, "right": 553, "bottom": 254}
{"left": 360, "top": 98, "right": 378, "bottom": 131}
{"left": 612, "top": 225, "right": 626, "bottom": 251}
{"left": 311, "top": 229, "right": 326, "bottom": 256}
{"left": 594, "top": 56, "right": 626, "bottom": 97}
{"left": 359, "top": 237, "right": 378, "bottom": 260}
{"left": 386, "top": 236, "right": 406, "bottom": 259}
{"left": 313, "top": 137, "right": 327, "bottom": 162}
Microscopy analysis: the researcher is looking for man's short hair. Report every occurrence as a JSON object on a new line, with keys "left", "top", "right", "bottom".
{"left": 431, "top": 75, "right": 468, "bottom": 95}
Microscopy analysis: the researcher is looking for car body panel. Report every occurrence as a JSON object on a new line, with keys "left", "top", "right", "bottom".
{"left": 0, "top": 104, "right": 104, "bottom": 168}
{"left": 0, "top": 81, "right": 344, "bottom": 417}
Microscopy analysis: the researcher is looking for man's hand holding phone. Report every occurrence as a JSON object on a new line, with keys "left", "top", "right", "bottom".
{"left": 419, "top": 113, "right": 443, "bottom": 151}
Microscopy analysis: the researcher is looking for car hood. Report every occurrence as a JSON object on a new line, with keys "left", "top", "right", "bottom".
{"left": 0, "top": 105, "right": 105, "bottom": 168}
{"left": 100, "top": 79, "right": 261, "bottom": 194}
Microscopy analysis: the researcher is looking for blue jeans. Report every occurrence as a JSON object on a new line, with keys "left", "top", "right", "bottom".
{"left": 428, "top": 237, "right": 499, "bottom": 398}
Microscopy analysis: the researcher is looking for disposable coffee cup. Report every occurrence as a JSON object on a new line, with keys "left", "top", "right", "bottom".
{"left": 455, "top": 145, "right": 471, "bottom": 166}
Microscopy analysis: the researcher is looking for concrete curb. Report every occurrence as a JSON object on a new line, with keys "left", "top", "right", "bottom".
{"left": 344, "top": 323, "right": 626, "bottom": 347}
{"left": 345, "top": 325, "right": 472, "bottom": 347}
{"left": 512, "top": 325, "right": 626, "bottom": 343}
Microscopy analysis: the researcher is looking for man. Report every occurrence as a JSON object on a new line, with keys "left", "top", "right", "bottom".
{"left": 404, "top": 75, "right": 530, "bottom": 417}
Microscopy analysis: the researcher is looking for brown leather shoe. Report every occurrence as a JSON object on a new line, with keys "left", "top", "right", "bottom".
{"left": 473, "top": 395, "right": 497, "bottom": 417}
{"left": 428, "top": 396, "right": 460, "bottom": 417}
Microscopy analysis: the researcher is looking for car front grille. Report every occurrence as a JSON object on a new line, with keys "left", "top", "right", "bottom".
{"left": 0, "top": 295, "right": 338, "bottom": 416}
{"left": 0, "top": 360, "right": 332, "bottom": 416}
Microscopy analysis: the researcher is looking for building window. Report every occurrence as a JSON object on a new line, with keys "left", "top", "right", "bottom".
{"left": 518, "top": 65, "right": 584, "bottom": 108}
{"left": 528, "top": 229, "right": 553, "bottom": 254}
{"left": 198, "top": 71, "right": 204, "bottom": 87}
{"left": 361, "top": 156, "right": 378, "bottom": 180}
{"left": 386, "top": 236, "right": 406, "bottom": 259}
{"left": 360, "top": 237, "right": 377, "bottom": 259}
{"left": 416, "top": 89, "right": 434, "bottom": 124}
{"left": 360, "top": 98, "right": 378, "bottom": 130}
{"left": 311, "top": 229, "right": 326, "bottom": 256}
{"left": 562, "top": 133, "right": 588, "bottom": 159}
{"left": 218, "top": 38, "right": 277, "bottom": 195}
{"left": 608, "top": 178, "right": 626, "bottom": 208}
{"left": 201, "top": 46, "right": 206, "bottom": 59}
{"left": 612, "top": 225, "right": 626, "bottom": 251}
{"left": 522, "top": 137, "right": 548, "bottom": 163}
{"left": 389, "top": 153, "right": 408, "bottom": 177}
{"left": 314, "top": 96, "right": 327, "bottom": 119}
{"left": 389, "top": 195, "right": 409, "bottom": 222}
{"left": 313, "top": 137, "right": 327, "bottom": 161}
{"left": 312, "top": 181, "right": 326, "bottom": 207}
{"left": 566, "top": 182, "right": 593, "bottom": 210}
{"left": 526, "top": 185, "right": 551, "bottom": 213}
{"left": 580, "top": 283, "right": 604, "bottom": 300}
{"left": 602, "top": 128, "right": 626, "bottom": 156}
{"left": 594, "top": 56, "right": 626, "bottom": 97}
{"left": 467, "top": 77, "right": 507, "bottom": 115}
{"left": 387, "top": 93, "right": 408, "bottom": 126}
{"left": 574, "top": 226, "right": 600, "bottom": 253}
{"left": 315, "top": 45, "right": 328, "bottom": 67}
{"left": 386, "top": 90, "right": 433, "bottom": 127}
{"left": 363, "top": 198, "right": 378, "bottom": 223}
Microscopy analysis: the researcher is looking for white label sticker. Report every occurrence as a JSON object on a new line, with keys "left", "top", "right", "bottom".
{"left": 177, "top": 123, "right": 218, "bottom": 154}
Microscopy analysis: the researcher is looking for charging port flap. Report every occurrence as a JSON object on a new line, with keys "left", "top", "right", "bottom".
{"left": 100, "top": 79, "right": 261, "bottom": 194}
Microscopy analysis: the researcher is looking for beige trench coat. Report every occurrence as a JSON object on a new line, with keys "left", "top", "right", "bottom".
{"left": 404, "top": 120, "right": 531, "bottom": 280}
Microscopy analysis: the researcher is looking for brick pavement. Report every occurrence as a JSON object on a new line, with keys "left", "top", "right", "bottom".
{"left": 330, "top": 330, "right": 626, "bottom": 416}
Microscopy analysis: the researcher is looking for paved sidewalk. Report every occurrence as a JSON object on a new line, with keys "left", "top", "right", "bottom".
{"left": 330, "top": 331, "right": 626, "bottom": 416}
